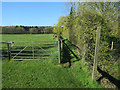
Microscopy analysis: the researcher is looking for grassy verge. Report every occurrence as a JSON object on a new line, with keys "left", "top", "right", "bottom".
{"left": 61, "top": 35, "right": 120, "bottom": 88}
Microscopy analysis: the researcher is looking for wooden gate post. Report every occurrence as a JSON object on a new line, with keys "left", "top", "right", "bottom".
{"left": 58, "top": 35, "right": 61, "bottom": 64}
{"left": 92, "top": 26, "right": 101, "bottom": 81}
{"left": 7, "top": 42, "right": 11, "bottom": 61}
{"left": 58, "top": 39, "right": 61, "bottom": 64}
{"left": 32, "top": 42, "right": 35, "bottom": 59}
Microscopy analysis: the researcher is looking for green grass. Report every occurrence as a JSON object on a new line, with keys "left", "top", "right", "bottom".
{"left": 1, "top": 34, "right": 56, "bottom": 42}
{"left": 2, "top": 34, "right": 103, "bottom": 88}
{"left": 1, "top": 34, "right": 58, "bottom": 60}
{"left": 1, "top": 34, "right": 57, "bottom": 46}
{"left": 2, "top": 60, "right": 102, "bottom": 88}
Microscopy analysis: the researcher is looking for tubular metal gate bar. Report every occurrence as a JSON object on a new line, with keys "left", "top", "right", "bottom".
{"left": 0, "top": 41, "right": 60, "bottom": 63}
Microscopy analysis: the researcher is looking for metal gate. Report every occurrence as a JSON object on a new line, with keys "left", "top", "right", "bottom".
{"left": 1, "top": 41, "right": 60, "bottom": 63}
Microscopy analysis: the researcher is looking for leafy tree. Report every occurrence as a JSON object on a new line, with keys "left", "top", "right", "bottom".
{"left": 53, "top": 16, "right": 65, "bottom": 36}
{"left": 29, "top": 28, "right": 38, "bottom": 34}
{"left": 58, "top": 1, "right": 120, "bottom": 68}
{"left": 15, "top": 27, "right": 26, "bottom": 34}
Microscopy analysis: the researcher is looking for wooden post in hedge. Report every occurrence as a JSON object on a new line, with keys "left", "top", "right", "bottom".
{"left": 111, "top": 41, "right": 113, "bottom": 50}
{"left": 82, "top": 44, "right": 87, "bottom": 62}
{"left": 92, "top": 26, "right": 101, "bottom": 81}
{"left": 60, "top": 39, "right": 63, "bottom": 51}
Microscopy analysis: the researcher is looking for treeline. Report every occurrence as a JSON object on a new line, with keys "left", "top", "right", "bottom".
{"left": 1, "top": 26, "right": 54, "bottom": 34}
{"left": 53, "top": 2, "right": 120, "bottom": 80}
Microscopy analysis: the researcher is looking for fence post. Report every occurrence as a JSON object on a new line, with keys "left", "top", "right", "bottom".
{"left": 82, "top": 44, "right": 86, "bottom": 62}
{"left": 111, "top": 41, "right": 113, "bottom": 50}
{"left": 32, "top": 42, "right": 34, "bottom": 59}
{"left": 7, "top": 42, "right": 11, "bottom": 61}
{"left": 10, "top": 43, "right": 11, "bottom": 60}
{"left": 92, "top": 26, "right": 101, "bottom": 81}
{"left": 60, "top": 39, "right": 63, "bottom": 52}
{"left": 58, "top": 38, "right": 61, "bottom": 64}
{"left": 82, "top": 44, "right": 87, "bottom": 62}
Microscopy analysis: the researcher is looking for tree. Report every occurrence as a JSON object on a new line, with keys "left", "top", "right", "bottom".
{"left": 15, "top": 27, "right": 25, "bottom": 34}
{"left": 53, "top": 16, "right": 65, "bottom": 36}
{"left": 29, "top": 28, "right": 38, "bottom": 34}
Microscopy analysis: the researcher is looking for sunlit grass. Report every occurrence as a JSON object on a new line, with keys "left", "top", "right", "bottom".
{"left": 2, "top": 59, "right": 103, "bottom": 88}
{"left": 1, "top": 34, "right": 56, "bottom": 42}
{"left": 2, "top": 34, "right": 103, "bottom": 88}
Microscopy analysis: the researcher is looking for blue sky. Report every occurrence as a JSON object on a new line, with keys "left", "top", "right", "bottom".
{"left": 2, "top": 2, "right": 69, "bottom": 26}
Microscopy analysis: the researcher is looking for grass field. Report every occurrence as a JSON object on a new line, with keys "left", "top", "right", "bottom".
{"left": 1, "top": 34, "right": 58, "bottom": 60}
{"left": 1, "top": 34, "right": 56, "bottom": 42}
{"left": 2, "top": 34, "right": 103, "bottom": 88}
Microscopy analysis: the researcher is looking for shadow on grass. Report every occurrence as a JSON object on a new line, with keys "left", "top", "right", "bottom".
{"left": 61, "top": 40, "right": 72, "bottom": 67}
{"left": 97, "top": 66, "right": 120, "bottom": 89}
{"left": 61, "top": 37, "right": 80, "bottom": 67}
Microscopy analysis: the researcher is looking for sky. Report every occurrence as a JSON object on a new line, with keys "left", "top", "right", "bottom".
{"left": 2, "top": 2, "right": 69, "bottom": 26}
